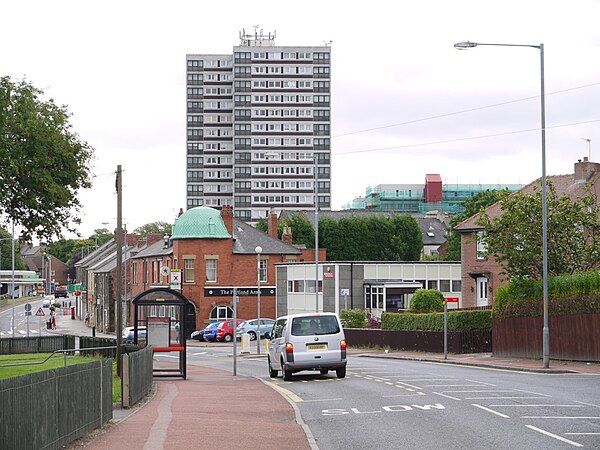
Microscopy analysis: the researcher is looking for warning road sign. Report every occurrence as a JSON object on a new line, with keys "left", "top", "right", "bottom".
{"left": 35, "top": 307, "right": 45, "bottom": 317}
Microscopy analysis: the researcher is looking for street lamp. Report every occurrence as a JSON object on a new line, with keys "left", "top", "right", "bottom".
{"left": 313, "top": 153, "right": 319, "bottom": 313}
{"left": 581, "top": 138, "right": 591, "bottom": 160}
{"left": 255, "top": 245, "right": 262, "bottom": 355}
{"left": 455, "top": 40, "right": 550, "bottom": 368}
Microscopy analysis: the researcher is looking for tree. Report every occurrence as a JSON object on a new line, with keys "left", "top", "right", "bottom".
{"left": 0, "top": 76, "right": 94, "bottom": 241}
{"left": 477, "top": 182, "right": 600, "bottom": 278}
{"left": 409, "top": 289, "right": 445, "bottom": 312}
{"left": 0, "top": 227, "right": 26, "bottom": 270}
{"left": 443, "top": 189, "right": 512, "bottom": 261}
{"left": 133, "top": 221, "right": 172, "bottom": 237}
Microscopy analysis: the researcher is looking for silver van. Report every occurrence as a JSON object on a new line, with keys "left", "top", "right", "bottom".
{"left": 266, "top": 313, "right": 347, "bottom": 381}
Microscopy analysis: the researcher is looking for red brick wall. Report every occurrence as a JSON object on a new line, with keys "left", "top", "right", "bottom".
{"left": 460, "top": 231, "right": 507, "bottom": 308}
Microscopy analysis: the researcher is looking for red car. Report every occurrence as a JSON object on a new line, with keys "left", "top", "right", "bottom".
{"left": 215, "top": 319, "right": 244, "bottom": 342}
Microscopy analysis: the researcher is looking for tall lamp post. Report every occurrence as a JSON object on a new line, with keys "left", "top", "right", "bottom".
{"left": 255, "top": 246, "right": 262, "bottom": 355}
{"left": 454, "top": 41, "right": 549, "bottom": 368}
{"left": 314, "top": 153, "right": 319, "bottom": 313}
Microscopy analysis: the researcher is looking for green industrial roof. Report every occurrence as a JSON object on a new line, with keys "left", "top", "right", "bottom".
{"left": 171, "top": 207, "right": 231, "bottom": 239}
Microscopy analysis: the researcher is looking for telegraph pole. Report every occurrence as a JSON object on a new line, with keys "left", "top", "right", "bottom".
{"left": 116, "top": 165, "right": 123, "bottom": 381}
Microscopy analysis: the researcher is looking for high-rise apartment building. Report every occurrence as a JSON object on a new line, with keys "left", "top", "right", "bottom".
{"left": 186, "top": 30, "right": 331, "bottom": 222}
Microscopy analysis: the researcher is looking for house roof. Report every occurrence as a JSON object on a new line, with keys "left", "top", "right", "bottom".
{"left": 132, "top": 239, "right": 173, "bottom": 259}
{"left": 231, "top": 219, "right": 301, "bottom": 255}
{"left": 454, "top": 167, "right": 600, "bottom": 233}
{"left": 172, "top": 206, "right": 231, "bottom": 239}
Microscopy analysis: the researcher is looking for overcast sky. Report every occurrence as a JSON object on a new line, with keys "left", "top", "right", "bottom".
{"left": 2, "top": 0, "right": 599, "bottom": 240}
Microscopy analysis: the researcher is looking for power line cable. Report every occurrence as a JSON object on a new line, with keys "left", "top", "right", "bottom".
{"left": 333, "top": 82, "right": 600, "bottom": 138}
{"left": 335, "top": 118, "right": 600, "bottom": 156}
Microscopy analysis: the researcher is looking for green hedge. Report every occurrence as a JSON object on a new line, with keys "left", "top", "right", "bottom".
{"left": 494, "top": 271, "right": 600, "bottom": 318}
{"left": 340, "top": 309, "right": 366, "bottom": 328}
{"left": 409, "top": 289, "right": 444, "bottom": 312}
{"left": 382, "top": 310, "right": 492, "bottom": 331}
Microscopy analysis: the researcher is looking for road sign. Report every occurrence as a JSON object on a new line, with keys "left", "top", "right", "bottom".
{"left": 170, "top": 269, "right": 182, "bottom": 290}
{"left": 25, "top": 311, "right": 32, "bottom": 316}
{"left": 35, "top": 307, "right": 45, "bottom": 317}
{"left": 160, "top": 266, "right": 170, "bottom": 277}
{"left": 25, "top": 303, "right": 32, "bottom": 312}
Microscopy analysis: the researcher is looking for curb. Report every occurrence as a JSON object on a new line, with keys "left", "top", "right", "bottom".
{"left": 356, "top": 353, "right": 579, "bottom": 374}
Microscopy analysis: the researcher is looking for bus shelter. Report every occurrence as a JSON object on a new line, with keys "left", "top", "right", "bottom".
{"left": 132, "top": 287, "right": 192, "bottom": 379}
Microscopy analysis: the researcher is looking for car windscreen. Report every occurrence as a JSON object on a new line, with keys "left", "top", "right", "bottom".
{"left": 290, "top": 316, "right": 340, "bottom": 336}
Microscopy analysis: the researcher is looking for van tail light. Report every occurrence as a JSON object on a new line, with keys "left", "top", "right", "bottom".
{"left": 285, "top": 342, "right": 294, "bottom": 363}
{"left": 340, "top": 339, "right": 347, "bottom": 359}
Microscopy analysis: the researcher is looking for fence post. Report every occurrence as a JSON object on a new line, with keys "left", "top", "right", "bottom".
{"left": 122, "top": 354, "right": 130, "bottom": 408}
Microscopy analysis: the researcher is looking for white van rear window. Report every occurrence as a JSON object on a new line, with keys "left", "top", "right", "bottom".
{"left": 291, "top": 316, "right": 340, "bottom": 336}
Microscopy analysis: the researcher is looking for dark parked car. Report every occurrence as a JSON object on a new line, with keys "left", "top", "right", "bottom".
{"left": 54, "top": 286, "right": 68, "bottom": 298}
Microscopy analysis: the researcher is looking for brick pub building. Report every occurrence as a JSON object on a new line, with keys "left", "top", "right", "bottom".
{"left": 129, "top": 205, "right": 321, "bottom": 335}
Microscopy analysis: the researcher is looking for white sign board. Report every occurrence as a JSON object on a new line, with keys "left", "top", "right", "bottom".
{"left": 147, "top": 317, "right": 170, "bottom": 348}
{"left": 170, "top": 269, "right": 182, "bottom": 290}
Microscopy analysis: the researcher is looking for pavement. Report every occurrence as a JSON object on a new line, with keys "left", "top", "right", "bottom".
{"left": 48, "top": 312, "right": 600, "bottom": 449}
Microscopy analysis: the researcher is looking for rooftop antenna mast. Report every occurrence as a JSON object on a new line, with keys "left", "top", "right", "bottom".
{"left": 581, "top": 138, "right": 591, "bottom": 160}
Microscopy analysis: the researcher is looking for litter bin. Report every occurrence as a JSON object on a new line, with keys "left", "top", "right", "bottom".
{"left": 71, "top": 307, "right": 75, "bottom": 320}
{"left": 46, "top": 320, "right": 52, "bottom": 330}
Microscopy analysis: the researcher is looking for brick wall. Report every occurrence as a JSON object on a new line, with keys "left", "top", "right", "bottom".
{"left": 460, "top": 231, "right": 507, "bottom": 308}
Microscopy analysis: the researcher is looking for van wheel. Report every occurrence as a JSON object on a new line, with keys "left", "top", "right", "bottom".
{"left": 336, "top": 367, "right": 346, "bottom": 378}
{"left": 248, "top": 331, "right": 257, "bottom": 341}
{"left": 282, "top": 359, "right": 293, "bottom": 381}
{"left": 268, "top": 357, "right": 278, "bottom": 378}
{"left": 224, "top": 334, "right": 232, "bottom": 342}
{"left": 320, "top": 369, "right": 328, "bottom": 375}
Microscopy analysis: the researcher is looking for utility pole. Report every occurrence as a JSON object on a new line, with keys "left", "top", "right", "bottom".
{"left": 116, "top": 165, "right": 123, "bottom": 382}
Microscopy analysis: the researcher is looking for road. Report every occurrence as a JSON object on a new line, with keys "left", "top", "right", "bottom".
{"left": 169, "top": 344, "right": 600, "bottom": 449}
{"left": 0, "top": 295, "right": 74, "bottom": 337}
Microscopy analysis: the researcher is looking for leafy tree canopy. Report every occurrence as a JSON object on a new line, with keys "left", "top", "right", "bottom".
{"left": 0, "top": 76, "right": 94, "bottom": 242}
{"left": 133, "top": 221, "right": 172, "bottom": 237}
{"left": 477, "top": 182, "right": 600, "bottom": 278}
{"left": 443, "top": 189, "right": 512, "bottom": 261}
{"left": 0, "top": 227, "right": 26, "bottom": 270}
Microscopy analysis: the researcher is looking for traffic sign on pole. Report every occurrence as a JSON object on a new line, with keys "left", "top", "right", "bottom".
{"left": 35, "top": 307, "right": 45, "bottom": 317}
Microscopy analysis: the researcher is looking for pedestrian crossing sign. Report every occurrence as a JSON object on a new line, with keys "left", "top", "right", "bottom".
{"left": 35, "top": 307, "right": 45, "bottom": 316}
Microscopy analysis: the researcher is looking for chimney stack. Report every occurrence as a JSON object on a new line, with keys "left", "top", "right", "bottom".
{"left": 282, "top": 226, "right": 293, "bottom": 246}
{"left": 575, "top": 157, "right": 600, "bottom": 183}
{"left": 221, "top": 205, "right": 233, "bottom": 234}
{"left": 268, "top": 208, "right": 278, "bottom": 239}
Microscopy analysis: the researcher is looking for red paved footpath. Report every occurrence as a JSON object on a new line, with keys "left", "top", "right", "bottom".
{"left": 82, "top": 364, "right": 312, "bottom": 450}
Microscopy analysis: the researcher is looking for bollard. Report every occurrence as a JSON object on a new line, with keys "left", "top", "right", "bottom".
{"left": 71, "top": 306, "right": 75, "bottom": 320}
{"left": 241, "top": 334, "right": 250, "bottom": 354}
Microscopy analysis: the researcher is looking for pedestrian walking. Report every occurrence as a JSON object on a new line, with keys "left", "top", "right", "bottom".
{"left": 51, "top": 314, "right": 56, "bottom": 330}
{"left": 85, "top": 312, "right": 90, "bottom": 326}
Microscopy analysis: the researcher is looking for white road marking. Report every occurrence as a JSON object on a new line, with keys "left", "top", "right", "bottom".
{"left": 424, "top": 384, "right": 492, "bottom": 387}
{"left": 192, "top": 352, "right": 207, "bottom": 355}
{"left": 395, "top": 381, "right": 422, "bottom": 390}
{"left": 574, "top": 400, "right": 600, "bottom": 408}
{"left": 514, "top": 389, "right": 551, "bottom": 397}
{"left": 564, "top": 433, "right": 600, "bottom": 436}
{"left": 382, "top": 392, "right": 426, "bottom": 398}
{"left": 433, "top": 392, "right": 461, "bottom": 401}
{"left": 466, "top": 379, "right": 496, "bottom": 386}
{"left": 303, "top": 398, "right": 343, "bottom": 402}
{"left": 440, "top": 390, "right": 516, "bottom": 393}
{"left": 466, "top": 396, "right": 545, "bottom": 400}
{"left": 522, "top": 416, "right": 600, "bottom": 419}
{"left": 525, "top": 425, "right": 583, "bottom": 447}
{"left": 155, "top": 355, "right": 179, "bottom": 359}
{"left": 472, "top": 403, "right": 509, "bottom": 418}
{"left": 489, "top": 404, "right": 584, "bottom": 408}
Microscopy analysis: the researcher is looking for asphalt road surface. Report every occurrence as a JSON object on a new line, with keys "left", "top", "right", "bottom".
{"left": 173, "top": 344, "right": 600, "bottom": 449}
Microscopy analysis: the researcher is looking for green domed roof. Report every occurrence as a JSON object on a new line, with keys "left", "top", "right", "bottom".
{"left": 172, "top": 207, "right": 231, "bottom": 239}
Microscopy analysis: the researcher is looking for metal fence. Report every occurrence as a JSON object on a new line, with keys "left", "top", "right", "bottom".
{"left": 345, "top": 328, "right": 492, "bottom": 354}
{"left": 0, "top": 359, "right": 113, "bottom": 450}
{"left": 0, "top": 335, "right": 75, "bottom": 354}
{"left": 123, "top": 346, "right": 154, "bottom": 407}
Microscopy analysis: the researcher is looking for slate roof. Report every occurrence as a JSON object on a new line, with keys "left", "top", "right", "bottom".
{"left": 131, "top": 239, "right": 173, "bottom": 259}
{"left": 231, "top": 219, "right": 301, "bottom": 255}
{"left": 454, "top": 168, "right": 600, "bottom": 233}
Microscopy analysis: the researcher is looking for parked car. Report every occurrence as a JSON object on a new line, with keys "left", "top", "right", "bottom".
{"left": 215, "top": 319, "right": 244, "bottom": 342}
{"left": 266, "top": 313, "right": 347, "bottom": 381}
{"left": 236, "top": 318, "right": 276, "bottom": 341}
{"left": 122, "top": 326, "right": 147, "bottom": 344}
{"left": 202, "top": 321, "right": 222, "bottom": 341}
{"left": 190, "top": 329, "right": 204, "bottom": 340}
{"left": 54, "top": 285, "right": 69, "bottom": 298}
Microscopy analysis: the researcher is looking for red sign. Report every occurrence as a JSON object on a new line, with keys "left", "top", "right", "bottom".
{"left": 323, "top": 272, "right": 334, "bottom": 278}
{"left": 445, "top": 297, "right": 459, "bottom": 303}
{"left": 35, "top": 307, "right": 45, "bottom": 317}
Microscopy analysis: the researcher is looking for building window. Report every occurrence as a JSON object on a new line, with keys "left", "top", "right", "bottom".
{"left": 210, "top": 305, "right": 232, "bottom": 321}
{"left": 451, "top": 280, "right": 462, "bottom": 292}
{"left": 365, "top": 286, "right": 384, "bottom": 309}
{"left": 184, "top": 259, "right": 195, "bottom": 283}
{"left": 132, "top": 262, "right": 138, "bottom": 284}
{"left": 439, "top": 280, "right": 451, "bottom": 292}
{"left": 206, "top": 259, "right": 217, "bottom": 282}
{"left": 259, "top": 259, "right": 267, "bottom": 283}
{"left": 427, "top": 280, "right": 438, "bottom": 290}
{"left": 476, "top": 231, "right": 488, "bottom": 260}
